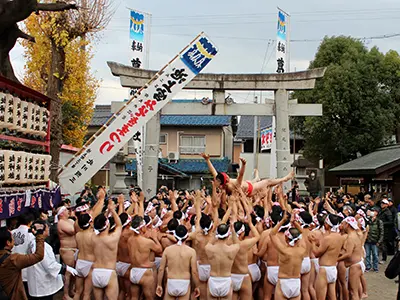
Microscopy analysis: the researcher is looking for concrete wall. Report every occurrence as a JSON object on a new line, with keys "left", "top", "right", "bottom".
{"left": 240, "top": 152, "right": 300, "bottom": 180}
{"left": 233, "top": 143, "right": 243, "bottom": 164}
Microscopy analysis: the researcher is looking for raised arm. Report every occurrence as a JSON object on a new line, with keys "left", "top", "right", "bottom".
{"left": 117, "top": 194, "right": 125, "bottom": 215}
{"left": 201, "top": 153, "right": 218, "bottom": 178}
{"left": 169, "top": 190, "right": 178, "bottom": 212}
{"left": 91, "top": 188, "right": 106, "bottom": 219}
{"left": 236, "top": 158, "right": 247, "bottom": 186}
{"left": 138, "top": 192, "right": 145, "bottom": 217}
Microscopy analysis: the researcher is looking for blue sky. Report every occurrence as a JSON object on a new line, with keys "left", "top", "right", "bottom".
{"left": 10, "top": 0, "right": 400, "bottom": 104}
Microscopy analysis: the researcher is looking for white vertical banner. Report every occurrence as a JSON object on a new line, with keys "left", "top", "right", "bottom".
{"left": 58, "top": 33, "right": 218, "bottom": 195}
{"left": 276, "top": 8, "right": 289, "bottom": 73}
{"left": 129, "top": 9, "right": 151, "bottom": 189}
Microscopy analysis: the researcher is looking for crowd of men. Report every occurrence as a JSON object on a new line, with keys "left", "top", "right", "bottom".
{"left": 0, "top": 154, "right": 399, "bottom": 300}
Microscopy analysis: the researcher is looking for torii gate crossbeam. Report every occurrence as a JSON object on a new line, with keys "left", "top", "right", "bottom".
{"left": 107, "top": 62, "right": 326, "bottom": 196}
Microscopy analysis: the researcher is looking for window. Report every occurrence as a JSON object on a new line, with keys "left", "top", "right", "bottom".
{"left": 179, "top": 135, "right": 206, "bottom": 154}
{"left": 160, "top": 133, "right": 167, "bottom": 144}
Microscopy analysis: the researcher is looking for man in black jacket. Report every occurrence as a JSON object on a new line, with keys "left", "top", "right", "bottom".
{"left": 379, "top": 199, "right": 394, "bottom": 262}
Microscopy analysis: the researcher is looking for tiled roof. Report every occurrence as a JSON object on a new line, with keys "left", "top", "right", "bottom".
{"left": 161, "top": 115, "right": 231, "bottom": 126}
{"left": 236, "top": 116, "right": 301, "bottom": 139}
{"left": 90, "top": 102, "right": 231, "bottom": 127}
{"left": 91, "top": 105, "right": 112, "bottom": 126}
{"left": 330, "top": 145, "right": 400, "bottom": 175}
{"left": 126, "top": 157, "right": 230, "bottom": 174}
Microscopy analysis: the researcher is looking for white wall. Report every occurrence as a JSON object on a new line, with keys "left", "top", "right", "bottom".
{"left": 240, "top": 152, "right": 300, "bottom": 180}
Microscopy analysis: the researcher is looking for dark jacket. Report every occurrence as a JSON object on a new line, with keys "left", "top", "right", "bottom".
{"left": 0, "top": 235, "right": 44, "bottom": 300}
{"left": 385, "top": 251, "right": 400, "bottom": 300}
{"left": 366, "top": 218, "right": 384, "bottom": 244}
{"left": 379, "top": 208, "right": 393, "bottom": 229}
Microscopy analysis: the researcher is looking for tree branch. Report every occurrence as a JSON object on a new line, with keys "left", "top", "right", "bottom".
{"left": 36, "top": 3, "right": 77, "bottom": 12}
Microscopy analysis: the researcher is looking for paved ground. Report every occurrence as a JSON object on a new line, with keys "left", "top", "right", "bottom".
{"left": 54, "top": 262, "right": 398, "bottom": 300}
{"left": 364, "top": 260, "right": 397, "bottom": 300}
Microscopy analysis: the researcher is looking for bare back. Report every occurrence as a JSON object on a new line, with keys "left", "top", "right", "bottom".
{"left": 318, "top": 232, "right": 345, "bottom": 266}
{"left": 192, "top": 232, "right": 214, "bottom": 264}
{"left": 117, "top": 228, "right": 133, "bottom": 263}
{"left": 276, "top": 244, "right": 306, "bottom": 279}
{"left": 92, "top": 231, "right": 120, "bottom": 269}
{"left": 205, "top": 242, "right": 240, "bottom": 277}
{"left": 164, "top": 245, "right": 196, "bottom": 280}
{"left": 128, "top": 235, "right": 156, "bottom": 268}
{"left": 75, "top": 228, "right": 95, "bottom": 262}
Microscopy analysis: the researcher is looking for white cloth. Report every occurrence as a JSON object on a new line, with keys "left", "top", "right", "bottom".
{"left": 345, "top": 260, "right": 365, "bottom": 284}
{"left": 130, "top": 267, "right": 151, "bottom": 284}
{"left": 320, "top": 266, "right": 337, "bottom": 283}
{"left": 231, "top": 274, "right": 248, "bottom": 291}
{"left": 92, "top": 268, "right": 114, "bottom": 288}
{"left": 208, "top": 276, "right": 232, "bottom": 298}
{"left": 167, "top": 279, "right": 190, "bottom": 297}
{"left": 197, "top": 262, "right": 211, "bottom": 282}
{"left": 248, "top": 263, "right": 261, "bottom": 282}
{"left": 279, "top": 278, "right": 301, "bottom": 299}
{"left": 154, "top": 257, "right": 162, "bottom": 270}
{"left": 301, "top": 257, "right": 311, "bottom": 275}
{"left": 311, "top": 258, "right": 319, "bottom": 272}
{"left": 26, "top": 242, "right": 63, "bottom": 297}
{"left": 11, "top": 225, "right": 35, "bottom": 282}
{"left": 116, "top": 261, "right": 131, "bottom": 277}
{"left": 75, "top": 259, "right": 93, "bottom": 278}
{"left": 267, "top": 266, "right": 279, "bottom": 286}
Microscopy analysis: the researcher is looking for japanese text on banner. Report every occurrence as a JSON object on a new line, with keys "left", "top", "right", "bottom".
{"left": 59, "top": 34, "right": 218, "bottom": 195}
{"left": 276, "top": 10, "right": 287, "bottom": 74}
{"left": 261, "top": 127, "right": 273, "bottom": 151}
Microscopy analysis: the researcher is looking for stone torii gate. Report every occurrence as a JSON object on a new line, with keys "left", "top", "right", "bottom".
{"left": 108, "top": 61, "right": 326, "bottom": 196}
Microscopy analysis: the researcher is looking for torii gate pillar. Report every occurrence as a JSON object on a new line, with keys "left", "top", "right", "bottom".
{"left": 275, "top": 89, "right": 291, "bottom": 191}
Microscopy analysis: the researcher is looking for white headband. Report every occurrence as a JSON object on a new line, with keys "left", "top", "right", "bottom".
{"left": 285, "top": 229, "right": 302, "bottom": 247}
{"left": 55, "top": 206, "right": 67, "bottom": 223}
{"left": 174, "top": 231, "right": 188, "bottom": 245}
{"left": 203, "top": 221, "right": 213, "bottom": 235}
{"left": 279, "top": 222, "right": 291, "bottom": 231}
{"left": 325, "top": 216, "right": 340, "bottom": 232}
{"left": 76, "top": 204, "right": 89, "bottom": 213}
{"left": 216, "top": 229, "right": 231, "bottom": 239}
{"left": 122, "top": 215, "right": 132, "bottom": 228}
{"left": 160, "top": 208, "right": 168, "bottom": 219}
{"left": 343, "top": 217, "right": 359, "bottom": 230}
{"left": 81, "top": 215, "right": 93, "bottom": 229}
{"left": 124, "top": 201, "right": 131, "bottom": 210}
{"left": 152, "top": 216, "right": 163, "bottom": 229}
{"left": 94, "top": 218, "right": 109, "bottom": 235}
{"left": 236, "top": 224, "right": 245, "bottom": 237}
{"left": 145, "top": 203, "right": 154, "bottom": 215}
{"left": 130, "top": 221, "right": 146, "bottom": 234}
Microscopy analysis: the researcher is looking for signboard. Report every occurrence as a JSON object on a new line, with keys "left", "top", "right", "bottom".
{"left": 59, "top": 33, "right": 218, "bottom": 195}
{"left": 276, "top": 9, "right": 289, "bottom": 73}
{"left": 261, "top": 127, "right": 273, "bottom": 151}
{"left": 129, "top": 9, "right": 151, "bottom": 189}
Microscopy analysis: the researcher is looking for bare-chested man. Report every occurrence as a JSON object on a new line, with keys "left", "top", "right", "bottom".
{"left": 91, "top": 201, "right": 122, "bottom": 300}
{"left": 156, "top": 225, "right": 200, "bottom": 300}
{"left": 128, "top": 215, "right": 163, "bottom": 300}
{"left": 205, "top": 223, "right": 240, "bottom": 300}
{"left": 56, "top": 205, "right": 77, "bottom": 299}
{"left": 270, "top": 213, "right": 306, "bottom": 300}
{"left": 309, "top": 214, "right": 345, "bottom": 300}
{"left": 74, "top": 213, "right": 95, "bottom": 300}
{"left": 294, "top": 211, "right": 314, "bottom": 300}
{"left": 338, "top": 216, "right": 365, "bottom": 300}
{"left": 116, "top": 212, "right": 133, "bottom": 300}
{"left": 201, "top": 153, "right": 293, "bottom": 197}
{"left": 187, "top": 191, "right": 216, "bottom": 299}
{"left": 256, "top": 206, "right": 286, "bottom": 300}
{"left": 230, "top": 193, "right": 260, "bottom": 300}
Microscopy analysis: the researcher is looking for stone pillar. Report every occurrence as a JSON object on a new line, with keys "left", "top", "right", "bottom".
{"left": 275, "top": 89, "right": 291, "bottom": 193}
{"left": 142, "top": 112, "right": 161, "bottom": 199}
{"left": 111, "top": 152, "right": 129, "bottom": 198}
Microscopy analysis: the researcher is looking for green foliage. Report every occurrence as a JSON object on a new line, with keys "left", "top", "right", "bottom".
{"left": 294, "top": 36, "right": 399, "bottom": 168}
